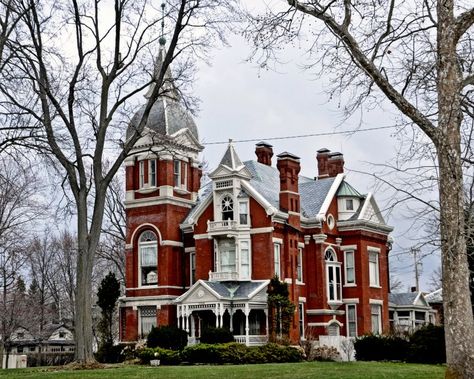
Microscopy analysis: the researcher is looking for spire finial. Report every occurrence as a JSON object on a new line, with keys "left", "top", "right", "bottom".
{"left": 159, "top": 2, "right": 166, "bottom": 47}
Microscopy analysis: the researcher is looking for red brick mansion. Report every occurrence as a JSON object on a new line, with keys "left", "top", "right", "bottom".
{"left": 119, "top": 57, "right": 393, "bottom": 345}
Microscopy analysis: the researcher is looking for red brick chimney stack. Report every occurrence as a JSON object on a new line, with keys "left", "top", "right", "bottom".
{"left": 317, "top": 148, "right": 344, "bottom": 178}
{"left": 276, "top": 152, "right": 301, "bottom": 214}
{"left": 255, "top": 142, "right": 274, "bottom": 166}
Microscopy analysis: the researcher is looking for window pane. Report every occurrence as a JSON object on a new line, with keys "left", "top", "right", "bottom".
{"left": 174, "top": 160, "right": 180, "bottom": 187}
{"left": 220, "top": 240, "right": 236, "bottom": 272}
{"left": 149, "top": 160, "right": 156, "bottom": 187}
{"left": 141, "top": 246, "right": 157, "bottom": 266}
{"left": 346, "top": 251, "right": 355, "bottom": 284}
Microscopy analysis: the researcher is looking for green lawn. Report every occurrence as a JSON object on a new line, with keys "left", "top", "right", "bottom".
{"left": 0, "top": 362, "right": 445, "bottom": 379}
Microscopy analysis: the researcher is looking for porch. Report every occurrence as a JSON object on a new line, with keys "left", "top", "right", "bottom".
{"left": 175, "top": 280, "right": 270, "bottom": 347}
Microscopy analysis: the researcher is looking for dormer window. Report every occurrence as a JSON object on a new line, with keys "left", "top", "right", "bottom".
{"left": 221, "top": 195, "right": 234, "bottom": 221}
{"left": 345, "top": 199, "right": 354, "bottom": 211}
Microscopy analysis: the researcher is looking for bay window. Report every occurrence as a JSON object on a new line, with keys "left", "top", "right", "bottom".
{"left": 240, "top": 240, "right": 250, "bottom": 279}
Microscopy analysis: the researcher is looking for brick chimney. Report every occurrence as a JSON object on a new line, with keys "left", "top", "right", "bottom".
{"left": 276, "top": 152, "right": 300, "bottom": 214}
{"left": 317, "top": 148, "right": 344, "bottom": 178}
{"left": 255, "top": 141, "right": 273, "bottom": 166}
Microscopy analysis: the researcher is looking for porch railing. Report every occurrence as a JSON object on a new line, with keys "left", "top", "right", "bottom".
{"left": 233, "top": 335, "right": 268, "bottom": 346}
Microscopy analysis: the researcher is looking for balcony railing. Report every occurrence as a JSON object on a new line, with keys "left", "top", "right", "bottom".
{"left": 233, "top": 335, "right": 268, "bottom": 346}
{"left": 207, "top": 219, "right": 238, "bottom": 232}
{"left": 208, "top": 271, "right": 239, "bottom": 282}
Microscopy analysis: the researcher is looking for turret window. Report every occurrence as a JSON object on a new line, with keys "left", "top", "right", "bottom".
{"left": 174, "top": 160, "right": 181, "bottom": 187}
{"left": 139, "top": 230, "right": 158, "bottom": 286}
{"left": 149, "top": 159, "right": 156, "bottom": 187}
{"left": 239, "top": 201, "right": 248, "bottom": 225}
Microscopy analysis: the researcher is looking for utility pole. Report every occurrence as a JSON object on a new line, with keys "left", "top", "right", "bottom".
{"left": 412, "top": 248, "right": 422, "bottom": 292}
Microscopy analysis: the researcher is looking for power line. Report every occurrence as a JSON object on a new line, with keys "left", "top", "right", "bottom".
{"left": 202, "top": 125, "right": 397, "bottom": 145}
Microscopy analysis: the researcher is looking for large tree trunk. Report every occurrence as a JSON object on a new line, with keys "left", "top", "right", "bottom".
{"left": 437, "top": 1, "right": 474, "bottom": 377}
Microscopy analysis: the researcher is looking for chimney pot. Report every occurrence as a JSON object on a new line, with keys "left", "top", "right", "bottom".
{"left": 255, "top": 141, "right": 273, "bottom": 166}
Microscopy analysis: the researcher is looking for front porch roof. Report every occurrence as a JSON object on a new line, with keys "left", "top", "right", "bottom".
{"left": 175, "top": 279, "right": 269, "bottom": 304}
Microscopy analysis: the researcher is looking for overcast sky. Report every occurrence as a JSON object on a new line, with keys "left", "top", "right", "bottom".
{"left": 192, "top": 30, "right": 440, "bottom": 292}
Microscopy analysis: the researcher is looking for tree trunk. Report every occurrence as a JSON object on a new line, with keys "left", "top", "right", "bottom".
{"left": 437, "top": 1, "right": 474, "bottom": 377}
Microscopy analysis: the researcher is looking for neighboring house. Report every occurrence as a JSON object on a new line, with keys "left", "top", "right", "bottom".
{"left": 388, "top": 292, "right": 437, "bottom": 333}
{"left": 425, "top": 288, "right": 444, "bottom": 325}
{"left": 119, "top": 47, "right": 393, "bottom": 345}
{"left": 6, "top": 324, "right": 74, "bottom": 355}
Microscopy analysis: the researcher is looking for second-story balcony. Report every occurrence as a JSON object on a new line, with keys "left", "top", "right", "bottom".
{"left": 207, "top": 219, "right": 238, "bottom": 233}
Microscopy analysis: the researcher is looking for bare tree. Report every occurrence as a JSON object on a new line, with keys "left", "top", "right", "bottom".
{"left": 248, "top": 1, "right": 474, "bottom": 376}
{"left": 0, "top": 157, "right": 41, "bottom": 365}
{"left": 0, "top": 0, "right": 239, "bottom": 363}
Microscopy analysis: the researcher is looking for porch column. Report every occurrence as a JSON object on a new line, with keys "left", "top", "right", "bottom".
{"left": 215, "top": 303, "right": 219, "bottom": 327}
{"left": 264, "top": 309, "right": 268, "bottom": 338}
{"left": 244, "top": 303, "right": 250, "bottom": 346}
{"left": 185, "top": 305, "right": 190, "bottom": 334}
{"left": 229, "top": 306, "right": 233, "bottom": 333}
{"left": 177, "top": 305, "right": 181, "bottom": 329}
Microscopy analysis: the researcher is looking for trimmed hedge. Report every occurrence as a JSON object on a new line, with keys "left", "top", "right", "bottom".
{"left": 147, "top": 325, "right": 188, "bottom": 350}
{"left": 354, "top": 325, "right": 445, "bottom": 364}
{"left": 199, "top": 327, "right": 234, "bottom": 344}
{"left": 136, "top": 342, "right": 304, "bottom": 365}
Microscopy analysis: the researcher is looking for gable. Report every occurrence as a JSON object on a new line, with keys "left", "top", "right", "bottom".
{"left": 175, "top": 280, "right": 221, "bottom": 303}
{"left": 359, "top": 194, "right": 386, "bottom": 224}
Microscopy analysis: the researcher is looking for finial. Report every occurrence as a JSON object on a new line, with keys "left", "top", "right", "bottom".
{"left": 159, "top": 2, "right": 166, "bottom": 47}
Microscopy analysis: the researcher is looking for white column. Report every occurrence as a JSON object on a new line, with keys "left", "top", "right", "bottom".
{"left": 185, "top": 305, "right": 189, "bottom": 334}
{"left": 264, "top": 309, "right": 268, "bottom": 338}
{"left": 215, "top": 303, "right": 219, "bottom": 327}
{"left": 229, "top": 307, "right": 234, "bottom": 333}
{"left": 245, "top": 303, "right": 250, "bottom": 346}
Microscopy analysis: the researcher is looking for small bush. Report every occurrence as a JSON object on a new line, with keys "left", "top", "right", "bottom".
{"left": 408, "top": 325, "right": 445, "bottom": 364}
{"left": 26, "top": 352, "right": 74, "bottom": 367}
{"left": 251, "top": 343, "right": 303, "bottom": 363}
{"left": 309, "top": 345, "right": 341, "bottom": 362}
{"left": 199, "top": 327, "right": 234, "bottom": 344}
{"left": 95, "top": 343, "right": 125, "bottom": 363}
{"left": 147, "top": 325, "right": 188, "bottom": 350}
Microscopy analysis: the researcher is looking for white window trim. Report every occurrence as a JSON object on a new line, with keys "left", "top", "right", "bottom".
{"left": 344, "top": 250, "right": 356, "bottom": 286}
{"left": 238, "top": 199, "right": 250, "bottom": 226}
{"left": 368, "top": 247, "right": 381, "bottom": 288}
{"left": 325, "top": 247, "right": 342, "bottom": 303}
{"left": 296, "top": 247, "right": 304, "bottom": 283}
{"left": 274, "top": 242, "right": 281, "bottom": 278}
{"left": 370, "top": 304, "right": 383, "bottom": 334}
{"left": 299, "top": 302, "right": 305, "bottom": 340}
{"left": 189, "top": 250, "right": 196, "bottom": 285}
{"left": 238, "top": 239, "right": 252, "bottom": 280}
{"left": 182, "top": 161, "right": 188, "bottom": 189}
{"left": 138, "top": 232, "right": 158, "bottom": 288}
{"left": 174, "top": 159, "right": 181, "bottom": 188}
{"left": 346, "top": 303, "right": 358, "bottom": 337}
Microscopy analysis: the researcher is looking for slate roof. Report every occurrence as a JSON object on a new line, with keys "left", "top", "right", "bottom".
{"left": 425, "top": 289, "right": 442, "bottom": 303}
{"left": 389, "top": 292, "right": 419, "bottom": 306}
{"left": 183, "top": 160, "right": 338, "bottom": 224}
{"left": 204, "top": 280, "right": 266, "bottom": 300}
{"left": 126, "top": 98, "right": 198, "bottom": 141}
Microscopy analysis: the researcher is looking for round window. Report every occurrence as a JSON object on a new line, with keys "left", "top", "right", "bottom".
{"left": 327, "top": 214, "right": 335, "bottom": 230}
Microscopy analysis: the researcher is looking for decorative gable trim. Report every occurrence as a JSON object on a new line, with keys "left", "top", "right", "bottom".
{"left": 317, "top": 173, "right": 345, "bottom": 221}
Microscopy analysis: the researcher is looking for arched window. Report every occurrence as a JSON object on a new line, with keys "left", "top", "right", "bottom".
{"left": 325, "top": 248, "right": 341, "bottom": 303}
{"left": 221, "top": 195, "right": 234, "bottom": 221}
{"left": 139, "top": 230, "right": 158, "bottom": 286}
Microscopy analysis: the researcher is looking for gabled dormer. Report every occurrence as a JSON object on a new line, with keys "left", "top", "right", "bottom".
{"left": 337, "top": 181, "right": 363, "bottom": 221}
{"left": 207, "top": 141, "right": 253, "bottom": 234}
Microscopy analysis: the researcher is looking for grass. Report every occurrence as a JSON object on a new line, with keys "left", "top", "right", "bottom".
{"left": 0, "top": 361, "right": 445, "bottom": 379}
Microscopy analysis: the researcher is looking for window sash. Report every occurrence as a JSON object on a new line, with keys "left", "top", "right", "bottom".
{"left": 140, "top": 245, "right": 157, "bottom": 267}
{"left": 219, "top": 240, "right": 236, "bottom": 272}
{"left": 345, "top": 251, "right": 355, "bottom": 284}
{"left": 149, "top": 159, "right": 156, "bottom": 187}
{"left": 240, "top": 241, "right": 250, "bottom": 279}
{"left": 239, "top": 201, "right": 248, "bottom": 225}
{"left": 327, "top": 264, "right": 341, "bottom": 301}
{"left": 347, "top": 304, "right": 357, "bottom": 337}
{"left": 140, "top": 307, "right": 157, "bottom": 337}
{"left": 297, "top": 248, "right": 303, "bottom": 282}
{"left": 274, "top": 243, "right": 281, "bottom": 278}
{"left": 174, "top": 160, "right": 181, "bottom": 187}
{"left": 371, "top": 305, "right": 381, "bottom": 334}
{"left": 190, "top": 252, "right": 196, "bottom": 284}
{"left": 139, "top": 161, "right": 145, "bottom": 188}
{"left": 369, "top": 251, "right": 379, "bottom": 286}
